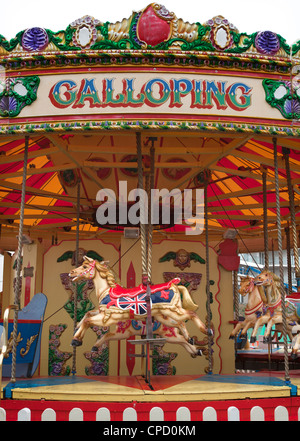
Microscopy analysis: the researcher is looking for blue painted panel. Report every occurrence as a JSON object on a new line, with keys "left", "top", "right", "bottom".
{"left": 0, "top": 293, "right": 47, "bottom": 378}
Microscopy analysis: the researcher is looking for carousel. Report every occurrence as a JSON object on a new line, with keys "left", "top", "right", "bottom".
{"left": 0, "top": 3, "right": 300, "bottom": 421}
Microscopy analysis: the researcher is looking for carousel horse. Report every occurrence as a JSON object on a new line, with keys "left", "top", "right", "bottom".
{"left": 69, "top": 257, "right": 212, "bottom": 357}
{"left": 229, "top": 276, "right": 265, "bottom": 342}
{"left": 250, "top": 270, "right": 295, "bottom": 345}
{"left": 91, "top": 318, "right": 208, "bottom": 357}
{"left": 249, "top": 270, "right": 282, "bottom": 343}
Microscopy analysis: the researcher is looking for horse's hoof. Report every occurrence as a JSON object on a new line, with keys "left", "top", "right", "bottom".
{"left": 188, "top": 337, "right": 195, "bottom": 345}
{"left": 250, "top": 336, "right": 256, "bottom": 343}
{"left": 91, "top": 346, "right": 98, "bottom": 352}
{"left": 207, "top": 329, "right": 214, "bottom": 337}
{"left": 291, "top": 352, "right": 298, "bottom": 360}
{"left": 229, "top": 335, "right": 235, "bottom": 340}
{"left": 71, "top": 339, "right": 82, "bottom": 347}
{"left": 263, "top": 336, "right": 271, "bottom": 344}
{"left": 197, "top": 349, "right": 203, "bottom": 356}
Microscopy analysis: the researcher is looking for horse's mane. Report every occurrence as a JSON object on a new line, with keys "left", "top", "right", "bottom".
{"left": 93, "top": 260, "right": 120, "bottom": 288}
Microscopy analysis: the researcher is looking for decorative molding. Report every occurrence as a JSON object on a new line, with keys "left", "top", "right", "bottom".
{"left": 263, "top": 79, "right": 300, "bottom": 120}
{"left": 1, "top": 119, "right": 299, "bottom": 136}
{"left": 0, "top": 76, "right": 40, "bottom": 117}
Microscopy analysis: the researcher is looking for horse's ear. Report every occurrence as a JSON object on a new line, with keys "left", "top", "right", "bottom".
{"left": 84, "top": 255, "right": 93, "bottom": 262}
{"left": 100, "top": 260, "right": 110, "bottom": 267}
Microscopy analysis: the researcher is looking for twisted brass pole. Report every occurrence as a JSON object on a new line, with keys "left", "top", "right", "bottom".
{"left": 11, "top": 135, "right": 29, "bottom": 383}
{"left": 273, "top": 138, "right": 290, "bottom": 384}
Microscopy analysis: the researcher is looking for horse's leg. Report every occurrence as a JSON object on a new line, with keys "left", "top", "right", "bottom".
{"left": 154, "top": 312, "right": 192, "bottom": 342}
{"left": 250, "top": 314, "right": 269, "bottom": 343}
{"left": 240, "top": 319, "right": 254, "bottom": 336}
{"left": 264, "top": 313, "right": 282, "bottom": 343}
{"left": 72, "top": 311, "right": 109, "bottom": 346}
{"left": 91, "top": 327, "right": 135, "bottom": 351}
{"left": 163, "top": 332, "right": 202, "bottom": 357}
{"left": 72, "top": 310, "right": 97, "bottom": 345}
{"left": 157, "top": 308, "right": 211, "bottom": 336}
{"left": 229, "top": 321, "right": 245, "bottom": 339}
{"left": 291, "top": 333, "right": 300, "bottom": 359}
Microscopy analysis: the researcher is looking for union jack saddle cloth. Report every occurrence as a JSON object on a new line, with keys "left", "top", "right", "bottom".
{"left": 100, "top": 278, "right": 180, "bottom": 315}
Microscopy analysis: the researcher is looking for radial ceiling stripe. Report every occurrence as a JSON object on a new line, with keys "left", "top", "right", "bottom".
{"left": 222, "top": 155, "right": 262, "bottom": 180}
{"left": 229, "top": 172, "right": 289, "bottom": 218}
{"left": 0, "top": 139, "right": 24, "bottom": 152}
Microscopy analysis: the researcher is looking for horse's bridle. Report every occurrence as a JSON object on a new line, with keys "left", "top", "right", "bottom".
{"left": 74, "top": 260, "right": 96, "bottom": 280}
{"left": 242, "top": 279, "right": 254, "bottom": 294}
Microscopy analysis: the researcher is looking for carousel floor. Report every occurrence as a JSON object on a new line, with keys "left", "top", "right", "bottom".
{"left": 2, "top": 372, "right": 299, "bottom": 402}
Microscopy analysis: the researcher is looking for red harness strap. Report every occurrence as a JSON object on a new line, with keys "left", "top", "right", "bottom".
{"left": 267, "top": 297, "right": 281, "bottom": 316}
{"left": 245, "top": 300, "right": 264, "bottom": 316}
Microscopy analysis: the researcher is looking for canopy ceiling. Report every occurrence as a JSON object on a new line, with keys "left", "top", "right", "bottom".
{"left": 0, "top": 131, "right": 300, "bottom": 250}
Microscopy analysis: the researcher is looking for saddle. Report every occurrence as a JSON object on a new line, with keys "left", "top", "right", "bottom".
{"left": 287, "top": 293, "right": 300, "bottom": 300}
{"left": 109, "top": 277, "right": 181, "bottom": 299}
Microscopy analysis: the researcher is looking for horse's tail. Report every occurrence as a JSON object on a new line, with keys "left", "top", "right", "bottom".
{"left": 177, "top": 285, "right": 198, "bottom": 311}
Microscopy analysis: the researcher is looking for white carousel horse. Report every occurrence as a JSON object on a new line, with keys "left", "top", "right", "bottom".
{"left": 69, "top": 257, "right": 213, "bottom": 357}
{"left": 229, "top": 276, "right": 265, "bottom": 342}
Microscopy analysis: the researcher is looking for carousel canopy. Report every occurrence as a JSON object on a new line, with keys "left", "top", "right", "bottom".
{"left": 0, "top": 133, "right": 300, "bottom": 246}
{"left": 0, "top": 3, "right": 299, "bottom": 250}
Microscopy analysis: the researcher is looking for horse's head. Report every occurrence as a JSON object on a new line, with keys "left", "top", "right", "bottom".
{"left": 254, "top": 270, "right": 279, "bottom": 287}
{"left": 69, "top": 256, "right": 97, "bottom": 281}
{"left": 239, "top": 277, "right": 254, "bottom": 296}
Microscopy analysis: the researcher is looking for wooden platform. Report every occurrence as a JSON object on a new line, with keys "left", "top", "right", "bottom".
{"left": 2, "top": 373, "right": 300, "bottom": 421}
{"left": 1, "top": 373, "right": 298, "bottom": 402}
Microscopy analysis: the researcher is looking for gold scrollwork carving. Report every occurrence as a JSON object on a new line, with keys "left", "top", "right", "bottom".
{"left": 4, "top": 332, "right": 38, "bottom": 358}
{"left": 20, "top": 334, "right": 38, "bottom": 358}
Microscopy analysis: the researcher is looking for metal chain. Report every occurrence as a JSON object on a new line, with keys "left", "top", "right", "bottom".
{"left": 273, "top": 137, "right": 290, "bottom": 384}
{"left": 11, "top": 135, "right": 29, "bottom": 383}
{"left": 204, "top": 180, "right": 213, "bottom": 373}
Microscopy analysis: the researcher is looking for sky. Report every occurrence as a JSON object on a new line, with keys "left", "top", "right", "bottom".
{"left": 0, "top": 0, "right": 299, "bottom": 45}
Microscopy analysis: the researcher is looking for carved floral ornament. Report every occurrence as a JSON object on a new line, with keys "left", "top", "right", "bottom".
{"left": 0, "top": 3, "right": 298, "bottom": 58}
